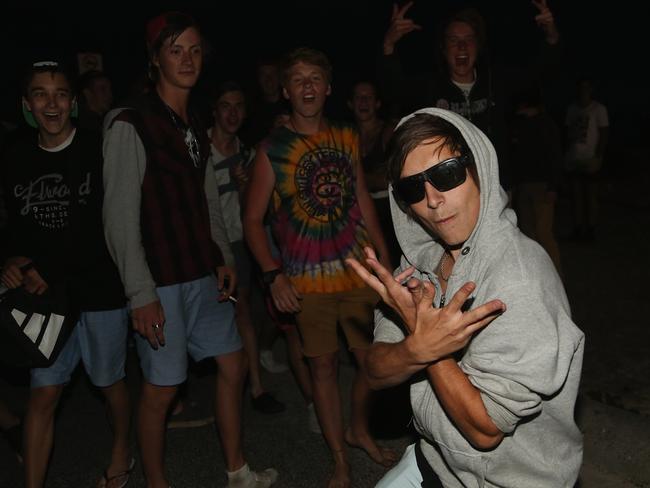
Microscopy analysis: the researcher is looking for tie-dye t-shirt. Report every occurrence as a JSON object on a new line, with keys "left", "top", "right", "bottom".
{"left": 261, "top": 121, "right": 372, "bottom": 293}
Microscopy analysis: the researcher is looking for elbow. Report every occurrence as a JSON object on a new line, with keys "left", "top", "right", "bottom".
{"left": 364, "top": 349, "right": 396, "bottom": 391}
{"left": 365, "top": 358, "right": 384, "bottom": 390}
{"left": 467, "top": 428, "right": 504, "bottom": 451}
{"left": 364, "top": 349, "right": 384, "bottom": 390}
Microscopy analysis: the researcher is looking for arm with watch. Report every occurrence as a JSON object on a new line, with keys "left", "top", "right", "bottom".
{"left": 243, "top": 150, "right": 302, "bottom": 314}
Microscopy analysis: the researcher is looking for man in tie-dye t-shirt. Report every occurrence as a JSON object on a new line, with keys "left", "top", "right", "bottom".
{"left": 244, "top": 47, "right": 397, "bottom": 487}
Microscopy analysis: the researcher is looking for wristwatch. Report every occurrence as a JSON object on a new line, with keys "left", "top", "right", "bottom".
{"left": 262, "top": 268, "right": 283, "bottom": 286}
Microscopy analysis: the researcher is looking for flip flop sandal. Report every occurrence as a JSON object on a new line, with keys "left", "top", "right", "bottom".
{"left": 97, "top": 457, "right": 135, "bottom": 488}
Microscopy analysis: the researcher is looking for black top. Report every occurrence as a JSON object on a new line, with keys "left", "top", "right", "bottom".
{"left": 1, "top": 128, "right": 125, "bottom": 311}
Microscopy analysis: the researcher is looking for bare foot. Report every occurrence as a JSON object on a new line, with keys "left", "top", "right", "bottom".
{"left": 328, "top": 455, "right": 351, "bottom": 488}
{"left": 345, "top": 428, "right": 398, "bottom": 468}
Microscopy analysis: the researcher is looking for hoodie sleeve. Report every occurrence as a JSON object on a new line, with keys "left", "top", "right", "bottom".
{"left": 373, "top": 305, "right": 406, "bottom": 344}
{"left": 460, "top": 279, "right": 582, "bottom": 434}
{"left": 102, "top": 113, "right": 159, "bottom": 309}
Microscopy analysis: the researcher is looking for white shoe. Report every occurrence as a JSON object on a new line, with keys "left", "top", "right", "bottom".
{"left": 307, "top": 402, "right": 321, "bottom": 434}
{"left": 259, "top": 350, "right": 289, "bottom": 374}
{"left": 227, "top": 463, "right": 278, "bottom": 488}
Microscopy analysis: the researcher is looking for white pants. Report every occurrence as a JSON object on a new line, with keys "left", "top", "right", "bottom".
{"left": 376, "top": 443, "right": 423, "bottom": 487}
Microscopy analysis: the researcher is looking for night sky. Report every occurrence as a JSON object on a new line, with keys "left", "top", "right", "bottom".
{"left": 1, "top": 1, "right": 641, "bottom": 130}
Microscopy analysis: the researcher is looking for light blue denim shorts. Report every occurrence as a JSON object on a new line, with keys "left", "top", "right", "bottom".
{"left": 31, "top": 307, "right": 129, "bottom": 388}
{"left": 135, "top": 274, "right": 242, "bottom": 386}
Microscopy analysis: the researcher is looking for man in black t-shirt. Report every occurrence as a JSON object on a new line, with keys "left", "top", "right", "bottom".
{"left": 0, "top": 60, "right": 132, "bottom": 488}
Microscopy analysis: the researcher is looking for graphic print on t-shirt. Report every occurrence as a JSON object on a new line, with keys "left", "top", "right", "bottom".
{"left": 443, "top": 97, "right": 489, "bottom": 120}
{"left": 265, "top": 123, "right": 372, "bottom": 293}
{"left": 13, "top": 172, "right": 91, "bottom": 229}
{"left": 295, "top": 146, "right": 353, "bottom": 224}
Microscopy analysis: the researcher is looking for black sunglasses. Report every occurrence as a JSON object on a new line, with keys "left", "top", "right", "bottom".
{"left": 393, "top": 154, "right": 471, "bottom": 205}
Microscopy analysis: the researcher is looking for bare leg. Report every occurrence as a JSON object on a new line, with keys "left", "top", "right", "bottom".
{"left": 138, "top": 382, "right": 177, "bottom": 488}
{"left": 258, "top": 290, "right": 288, "bottom": 374}
{"left": 234, "top": 288, "right": 265, "bottom": 398}
{"left": 284, "top": 327, "right": 312, "bottom": 403}
{"left": 24, "top": 385, "right": 63, "bottom": 488}
{"left": 309, "top": 353, "right": 350, "bottom": 488}
{"left": 258, "top": 307, "right": 280, "bottom": 354}
{"left": 100, "top": 379, "right": 132, "bottom": 480}
{"left": 344, "top": 348, "right": 397, "bottom": 467}
{"left": 214, "top": 349, "right": 247, "bottom": 471}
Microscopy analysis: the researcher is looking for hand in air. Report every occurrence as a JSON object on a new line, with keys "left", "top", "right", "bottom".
{"left": 532, "top": 0, "right": 559, "bottom": 43}
{"left": 383, "top": 1, "right": 423, "bottom": 55}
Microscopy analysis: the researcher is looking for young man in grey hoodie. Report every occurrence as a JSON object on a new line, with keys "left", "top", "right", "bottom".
{"left": 347, "top": 108, "right": 584, "bottom": 487}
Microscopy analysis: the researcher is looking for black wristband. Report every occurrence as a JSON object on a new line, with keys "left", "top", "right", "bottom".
{"left": 262, "top": 268, "right": 282, "bottom": 286}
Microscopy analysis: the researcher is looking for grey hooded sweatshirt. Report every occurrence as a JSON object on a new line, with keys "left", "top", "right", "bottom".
{"left": 374, "top": 108, "right": 584, "bottom": 487}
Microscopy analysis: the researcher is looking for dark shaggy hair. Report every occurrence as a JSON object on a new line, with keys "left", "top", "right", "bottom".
{"left": 146, "top": 12, "right": 205, "bottom": 83}
{"left": 386, "top": 113, "right": 476, "bottom": 213}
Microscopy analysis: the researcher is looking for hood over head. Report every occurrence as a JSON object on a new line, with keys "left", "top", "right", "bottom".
{"left": 388, "top": 107, "right": 515, "bottom": 272}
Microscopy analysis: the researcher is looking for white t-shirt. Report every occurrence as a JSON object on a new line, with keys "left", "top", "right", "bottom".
{"left": 207, "top": 131, "right": 255, "bottom": 243}
{"left": 565, "top": 100, "right": 609, "bottom": 161}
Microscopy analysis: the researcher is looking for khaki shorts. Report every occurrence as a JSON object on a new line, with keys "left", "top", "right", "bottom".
{"left": 295, "top": 286, "right": 379, "bottom": 357}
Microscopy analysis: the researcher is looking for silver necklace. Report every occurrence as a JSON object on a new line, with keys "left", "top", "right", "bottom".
{"left": 438, "top": 252, "right": 453, "bottom": 307}
{"left": 439, "top": 252, "right": 453, "bottom": 282}
{"left": 163, "top": 103, "right": 201, "bottom": 168}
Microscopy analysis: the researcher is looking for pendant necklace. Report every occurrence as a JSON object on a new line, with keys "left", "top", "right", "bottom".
{"left": 163, "top": 103, "right": 201, "bottom": 168}
{"left": 439, "top": 251, "right": 453, "bottom": 282}
{"left": 438, "top": 251, "right": 454, "bottom": 307}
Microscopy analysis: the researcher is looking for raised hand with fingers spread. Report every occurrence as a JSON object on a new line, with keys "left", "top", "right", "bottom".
{"left": 383, "top": 1, "right": 423, "bottom": 55}
{"left": 346, "top": 246, "right": 417, "bottom": 329}
{"left": 405, "top": 281, "right": 504, "bottom": 364}
{"left": 347, "top": 251, "right": 504, "bottom": 365}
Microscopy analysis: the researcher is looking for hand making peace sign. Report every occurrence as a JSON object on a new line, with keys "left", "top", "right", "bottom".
{"left": 383, "top": 1, "right": 423, "bottom": 55}
{"left": 532, "top": 0, "right": 559, "bottom": 44}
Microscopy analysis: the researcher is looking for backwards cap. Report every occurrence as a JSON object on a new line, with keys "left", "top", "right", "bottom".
{"left": 145, "top": 11, "right": 197, "bottom": 52}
